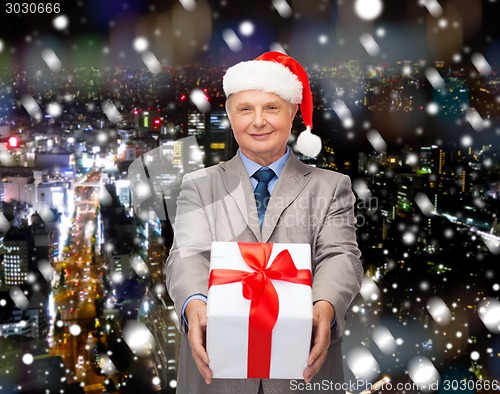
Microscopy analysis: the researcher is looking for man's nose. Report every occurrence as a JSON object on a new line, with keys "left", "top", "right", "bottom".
{"left": 252, "top": 109, "right": 267, "bottom": 128}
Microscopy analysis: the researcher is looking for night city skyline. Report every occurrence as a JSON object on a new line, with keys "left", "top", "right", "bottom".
{"left": 1, "top": 1, "right": 500, "bottom": 393}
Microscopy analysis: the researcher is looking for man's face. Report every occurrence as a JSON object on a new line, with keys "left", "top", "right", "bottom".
{"left": 226, "top": 90, "right": 298, "bottom": 166}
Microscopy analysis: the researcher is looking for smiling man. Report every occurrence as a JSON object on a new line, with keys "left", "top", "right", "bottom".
{"left": 227, "top": 90, "right": 296, "bottom": 166}
{"left": 166, "top": 52, "right": 363, "bottom": 394}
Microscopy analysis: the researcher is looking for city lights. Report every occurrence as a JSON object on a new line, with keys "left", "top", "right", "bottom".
{"left": 0, "top": 1, "right": 499, "bottom": 393}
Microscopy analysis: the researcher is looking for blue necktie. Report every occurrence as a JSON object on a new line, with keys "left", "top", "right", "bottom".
{"left": 252, "top": 168, "right": 275, "bottom": 227}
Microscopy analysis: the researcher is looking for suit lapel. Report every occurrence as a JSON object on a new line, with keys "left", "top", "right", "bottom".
{"left": 220, "top": 151, "right": 312, "bottom": 243}
{"left": 262, "top": 153, "right": 312, "bottom": 242}
{"left": 220, "top": 155, "right": 262, "bottom": 241}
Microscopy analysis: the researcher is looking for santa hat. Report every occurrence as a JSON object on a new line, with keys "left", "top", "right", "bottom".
{"left": 223, "top": 51, "right": 322, "bottom": 158}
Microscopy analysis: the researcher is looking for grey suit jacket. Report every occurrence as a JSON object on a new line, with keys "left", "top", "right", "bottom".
{"left": 166, "top": 151, "right": 363, "bottom": 393}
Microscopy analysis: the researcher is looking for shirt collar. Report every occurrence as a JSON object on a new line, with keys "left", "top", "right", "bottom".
{"left": 238, "top": 145, "right": 290, "bottom": 178}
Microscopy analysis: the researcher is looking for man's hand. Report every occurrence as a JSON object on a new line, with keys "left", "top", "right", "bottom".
{"left": 303, "top": 300, "right": 335, "bottom": 383}
{"left": 185, "top": 299, "right": 212, "bottom": 384}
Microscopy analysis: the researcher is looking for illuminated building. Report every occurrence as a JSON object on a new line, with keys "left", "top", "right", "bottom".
{"left": 133, "top": 109, "right": 163, "bottom": 134}
{"left": 396, "top": 176, "right": 415, "bottom": 217}
{"left": 0, "top": 291, "right": 48, "bottom": 339}
{"left": 2, "top": 227, "right": 34, "bottom": 287}
{"left": 3, "top": 176, "right": 37, "bottom": 205}
{"left": 187, "top": 111, "right": 206, "bottom": 139}
{"left": 34, "top": 152, "right": 75, "bottom": 178}
{"left": 205, "top": 111, "right": 236, "bottom": 166}
{"left": 37, "top": 181, "right": 70, "bottom": 215}
{"left": 438, "top": 148, "right": 446, "bottom": 175}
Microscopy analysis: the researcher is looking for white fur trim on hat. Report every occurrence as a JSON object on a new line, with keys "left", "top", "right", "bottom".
{"left": 223, "top": 60, "right": 303, "bottom": 104}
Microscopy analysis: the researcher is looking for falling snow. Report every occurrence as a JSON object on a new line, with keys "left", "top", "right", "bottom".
{"left": 41, "top": 48, "right": 63, "bottom": 72}
{"left": 354, "top": 0, "right": 383, "bottom": 21}
{"left": 272, "top": 0, "right": 293, "bottom": 18}
{"left": 471, "top": 52, "right": 492, "bottom": 75}
{"left": 190, "top": 89, "right": 211, "bottom": 113}
{"left": 366, "top": 129, "right": 387, "bottom": 153}
{"left": 52, "top": 15, "right": 69, "bottom": 30}
{"left": 222, "top": 28, "right": 242, "bottom": 52}
{"left": 0, "top": 1, "right": 497, "bottom": 392}
{"left": 359, "top": 33, "right": 381, "bottom": 57}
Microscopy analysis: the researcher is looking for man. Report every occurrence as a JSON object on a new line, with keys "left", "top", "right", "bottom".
{"left": 166, "top": 52, "right": 363, "bottom": 393}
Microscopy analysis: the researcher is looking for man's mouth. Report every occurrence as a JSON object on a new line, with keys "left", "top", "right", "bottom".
{"left": 249, "top": 131, "right": 273, "bottom": 138}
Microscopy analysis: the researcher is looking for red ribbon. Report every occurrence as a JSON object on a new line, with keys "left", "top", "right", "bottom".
{"left": 208, "top": 242, "right": 312, "bottom": 378}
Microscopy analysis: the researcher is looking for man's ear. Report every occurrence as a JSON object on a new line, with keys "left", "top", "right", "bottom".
{"left": 291, "top": 103, "right": 299, "bottom": 118}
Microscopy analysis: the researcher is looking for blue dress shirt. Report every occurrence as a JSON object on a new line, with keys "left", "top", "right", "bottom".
{"left": 238, "top": 145, "right": 291, "bottom": 193}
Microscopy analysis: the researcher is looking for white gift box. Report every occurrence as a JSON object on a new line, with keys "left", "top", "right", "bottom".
{"left": 207, "top": 241, "right": 313, "bottom": 379}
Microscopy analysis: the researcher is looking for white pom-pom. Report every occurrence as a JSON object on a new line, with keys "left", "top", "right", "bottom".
{"left": 296, "top": 127, "right": 322, "bottom": 157}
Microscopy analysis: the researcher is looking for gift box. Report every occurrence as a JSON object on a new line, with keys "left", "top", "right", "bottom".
{"left": 207, "top": 241, "right": 313, "bottom": 379}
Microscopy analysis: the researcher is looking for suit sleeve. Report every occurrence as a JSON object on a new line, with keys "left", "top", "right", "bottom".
{"left": 312, "top": 174, "right": 364, "bottom": 336}
{"left": 165, "top": 172, "right": 213, "bottom": 332}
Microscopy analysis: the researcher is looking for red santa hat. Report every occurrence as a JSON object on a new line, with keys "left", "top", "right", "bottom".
{"left": 222, "top": 51, "right": 322, "bottom": 158}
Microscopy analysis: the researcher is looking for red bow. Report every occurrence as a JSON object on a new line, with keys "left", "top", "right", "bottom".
{"left": 208, "top": 242, "right": 312, "bottom": 378}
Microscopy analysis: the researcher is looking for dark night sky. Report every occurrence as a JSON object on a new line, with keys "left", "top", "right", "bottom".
{"left": 1, "top": 0, "right": 499, "bottom": 67}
